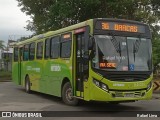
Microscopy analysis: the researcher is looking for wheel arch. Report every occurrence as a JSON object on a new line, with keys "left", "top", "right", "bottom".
{"left": 61, "top": 77, "right": 71, "bottom": 96}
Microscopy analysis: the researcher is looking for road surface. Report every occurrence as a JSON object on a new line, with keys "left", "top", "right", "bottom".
{"left": 0, "top": 82, "right": 159, "bottom": 119}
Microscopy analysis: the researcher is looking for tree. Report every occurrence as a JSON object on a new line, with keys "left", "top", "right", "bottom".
{"left": 17, "top": 0, "right": 160, "bottom": 34}
{"left": 17, "top": 36, "right": 33, "bottom": 41}
{"left": 17, "top": 0, "right": 55, "bottom": 33}
{"left": 0, "top": 40, "right": 6, "bottom": 70}
{"left": 17, "top": 0, "right": 160, "bottom": 66}
{"left": 0, "top": 40, "right": 5, "bottom": 58}
{"left": 152, "top": 34, "right": 160, "bottom": 65}
{"left": 0, "top": 40, "right": 5, "bottom": 50}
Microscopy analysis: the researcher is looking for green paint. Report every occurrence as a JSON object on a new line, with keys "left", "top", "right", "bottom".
{"left": 12, "top": 18, "right": 152, "bottom": 103}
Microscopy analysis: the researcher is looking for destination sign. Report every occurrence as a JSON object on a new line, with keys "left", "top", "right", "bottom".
{"left": 95, "top": 21, "right": 145, "bottom": 33}
{"left": 99, "top": 62, "right": 116, "bottom": 68}
{"left": 63, "top": 34, "right": 71, "bottom": 39}
{"left": 61, "top": 33, "right": 72, "bottom": 42}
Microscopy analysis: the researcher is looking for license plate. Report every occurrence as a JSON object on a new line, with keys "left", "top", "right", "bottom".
{"left": 124, "top": 93, "right": 134, "bottom": 97}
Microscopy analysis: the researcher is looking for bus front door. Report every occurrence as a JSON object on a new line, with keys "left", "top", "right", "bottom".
{"left": 76, "top": 34, "right": 84, "bottom": 97}
{"left": 75, "top": 31, "right": 89, "bottom": 97}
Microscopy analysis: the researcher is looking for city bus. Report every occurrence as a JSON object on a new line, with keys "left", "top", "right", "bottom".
{"left": 12, "top": 18, "right": 153, "bottom": 105}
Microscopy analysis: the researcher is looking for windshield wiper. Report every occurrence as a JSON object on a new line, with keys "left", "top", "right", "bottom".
{"left": 133, "top": 38, "right": 141, "bottom": 61}
{"left": 110, "top": 33, "right": 121, "bottom": 57}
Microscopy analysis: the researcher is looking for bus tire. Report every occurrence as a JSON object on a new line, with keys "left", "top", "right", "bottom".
{"left": 25, "top": 76, "right": 31, "bottom": 93}
{"left": 62, "top": 82, "right": 78, "bottom": 106}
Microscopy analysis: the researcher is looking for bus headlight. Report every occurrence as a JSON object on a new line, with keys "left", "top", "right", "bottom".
{"left": 94, "top": 79, "right": 100, "bottom": 87}
{"left": 93, "top": 79, "right": 109, "bottom": 92}
{"left": 147, "top": 82, "right": 152, "bottom": 91}
{"left": 101, "top": 84, "right": 108, "bottom": 91}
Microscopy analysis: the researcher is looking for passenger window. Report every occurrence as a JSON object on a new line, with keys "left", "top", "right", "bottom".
{"left": 61, "top": 33, "right": 72, "bottom": 58}
{"left": 51, "top": 37, "right": 60, "bottom": 59}
{"left": 14, "top": 47, "right": 18, "bottom": 62}
{"left": 23, "top": 44, "right": 29, "bottom": 61}
{"left": 29, "top": 43, "right": 35, "bottom": 60}
{"left": 36, "top": 42, "right": 43, "bottom": 59}
{"left": 45, "top": 38, "right": 50, "bottom": 59}
{"left": 61, "top": 41, "right": 72, "bottom": 58}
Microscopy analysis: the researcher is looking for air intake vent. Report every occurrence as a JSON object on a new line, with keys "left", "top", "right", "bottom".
{"left": 93, "top": 69, "right": 151, "bottom": 82}
{"left": 106, "top": 73, "right": 150, "bottom": 81}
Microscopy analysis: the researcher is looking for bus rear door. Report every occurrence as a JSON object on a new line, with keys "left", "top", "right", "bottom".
{"left": 18, "top": 47, "right": 23, "bottom": 85}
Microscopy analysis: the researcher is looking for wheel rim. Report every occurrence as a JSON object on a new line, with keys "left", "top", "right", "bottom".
{"left": 66, "top": 88, "right": 73, "bottom": 101}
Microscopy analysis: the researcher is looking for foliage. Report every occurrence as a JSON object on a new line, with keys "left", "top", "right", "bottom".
{"left": 17, "top": 0, "right": 55, "bottom": 33}
{"left": 17, "top": 0, "right": 160, "bottom": 33}
{"left": 16, "top": 0, "right": 160, "bottom": 66}
{"left": 152, "top": 34, "right": 160, "bottom": 66}
{"left": 0, "top": 40, "right": 5, "bottom": 50}
{"left": 17, "top": 36, "right": 33, "bottom": 41}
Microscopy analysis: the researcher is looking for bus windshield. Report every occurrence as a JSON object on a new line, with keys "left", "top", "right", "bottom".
{"left": 92, "top": 35, "right": 152, "bottom": 71}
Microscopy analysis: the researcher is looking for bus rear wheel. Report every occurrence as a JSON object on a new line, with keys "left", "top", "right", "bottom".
{"left": 62, "top": 82, "right": 78, "bottom": 106}
{"left": 25, "top": 76, "right": 31, "bottom": 93}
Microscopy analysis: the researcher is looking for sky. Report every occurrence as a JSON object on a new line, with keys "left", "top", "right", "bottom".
{"left": 0, "top": 0, "right": 33, "bottom": 45}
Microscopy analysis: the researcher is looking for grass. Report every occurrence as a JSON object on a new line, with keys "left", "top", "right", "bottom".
{"left": 0, "top": 71, "right": 12, "bottom": 81}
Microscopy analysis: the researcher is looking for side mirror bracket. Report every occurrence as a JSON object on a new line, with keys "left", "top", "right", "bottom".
{"left": 89, "top": 35, "right": 95, "bottom": 50}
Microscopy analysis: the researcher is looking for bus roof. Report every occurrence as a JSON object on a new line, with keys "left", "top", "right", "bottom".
{"left": 15, "top": 19, "right": 93, "bottom": 46}
{"left": 14, "top": 18, "right": 147, "bottom": 47}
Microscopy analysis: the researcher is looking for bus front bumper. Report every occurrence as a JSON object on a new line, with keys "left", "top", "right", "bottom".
{"left": 88, "top": 84, "right": 153, "bottom": 102}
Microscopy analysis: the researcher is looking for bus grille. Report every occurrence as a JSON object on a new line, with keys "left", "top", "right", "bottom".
{"left": 93, "top": 69, "right": 152, "bottom": 82}
{"left": 113, "top": 91, "right": 142, "bottom": 98}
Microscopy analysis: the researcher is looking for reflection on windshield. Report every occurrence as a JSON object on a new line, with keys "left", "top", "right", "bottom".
{"left": 92, "top": 35, "right": 152, "bottom": 71}
{"left": 133, "top": 38, "right": 141, "bottom": 61}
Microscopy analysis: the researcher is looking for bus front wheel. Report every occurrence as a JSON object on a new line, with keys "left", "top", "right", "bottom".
{"left": 25, "top": 76, "right": 31, "bottom": 93}
{"left": 62, "top": 82, "right": 78, "bottom": 106}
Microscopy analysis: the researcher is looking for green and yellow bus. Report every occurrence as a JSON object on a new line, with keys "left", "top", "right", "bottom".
{"left": 12, "top": 18, "right": 153, "bottom": 105}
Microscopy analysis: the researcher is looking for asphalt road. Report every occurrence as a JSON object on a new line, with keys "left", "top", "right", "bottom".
{"left": 0, "top": 82, "right": 160, "bottom": 119}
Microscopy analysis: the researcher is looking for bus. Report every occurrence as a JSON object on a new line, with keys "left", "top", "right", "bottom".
{"left": 12, "top": 18, "right": 153, "bottom": 105}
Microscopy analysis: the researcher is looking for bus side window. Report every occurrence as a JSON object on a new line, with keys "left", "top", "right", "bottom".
{"left": 14, "top": 47, "right": 18, "bottom": 62}
{"left": 29, "top": 42, "right": 35, "bottom": 60}
{"left": 36, "top": 42, "right": 43, "bottom": 59}
{"left": 19, "top": 47, "right": 23, "bottom": 61}
{"left": 61, "top": 33, "right": 72, "bottom": 58}
{"left": 51, "top": 36, "right": 60, "bottom": 59}
{"left": 45, "top": 38, "right": 51, "bottom": 59}
{"left": 23, "top": 44, "right": 29, "bottom": 61}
